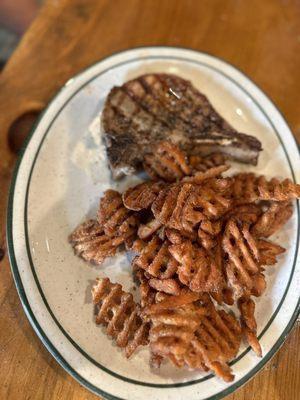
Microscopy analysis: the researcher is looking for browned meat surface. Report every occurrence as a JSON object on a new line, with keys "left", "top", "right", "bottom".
{"left": 101, "top": 73, "right": 262, "bottom": 179}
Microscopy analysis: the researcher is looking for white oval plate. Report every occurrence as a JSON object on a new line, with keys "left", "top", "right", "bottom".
{"left": 7, "top": 47, "right": 300, "bottom": 400}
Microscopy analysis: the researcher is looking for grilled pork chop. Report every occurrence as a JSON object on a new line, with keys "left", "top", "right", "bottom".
{"left": 102, "top": 73, "right": 262, "bottom": 179}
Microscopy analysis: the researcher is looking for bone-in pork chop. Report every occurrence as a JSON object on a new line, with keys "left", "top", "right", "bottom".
{"left": 101, "top": 73, "right": 262, "bottom": 179}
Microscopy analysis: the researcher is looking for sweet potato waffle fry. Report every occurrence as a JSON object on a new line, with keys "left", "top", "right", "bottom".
{"left": 98, "top": 189, "right": 139, "bottom": 239}
{"left": 238, "top": 296, "right": 262, "bottom": 357}
{"left": 169, "top": 240, "right": 224, "bottom": 293}
{"left": 144, "top": 293, "right": 241, "bottom": 382}
{"left": 222, "top": 220, "right": 262, "bottom": 298}
{"left": 152, "top": 183, "right": 231, "bottom": 234}
{"left": 192, "top": 296, "right": 242, "bottom": 382}
{"left": 251, "top": 201, "right": 293, "bottom": 238}
{"left": 123, "top": 181, "right": 165, "bottom": 211}
{"left": 143, "top": 291, "right": 207, "bottom": 370}
{"left": 196, "top": 187, "right": 232, "bottom": 218}
{"left": 69, "top": 139, "right": 300, "bottom": 382}
{"left": 69, "top": 220, "right": 123, "bottom": 265}
{"left": 92, "top": 277, "right": 149, "bottom": 357}
{"left": 133, "top": 266, "right": 157, "bottom": 307}
{"left": 209, "top": 238, "right": 234, "bottom": 305}
{"left": 257, "top": 239, "right": 285, "bottom": 266}
{"left": 231, "top": 173, "right": 300, "bottom": 203}
{"left": 133, "top": 235, "right": 178, "bottom": 279}
{"left": 143, "top": 141, "right": 191, "bottom": 182}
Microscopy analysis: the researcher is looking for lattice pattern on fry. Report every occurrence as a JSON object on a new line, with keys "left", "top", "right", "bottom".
{"left": 144, "top": 291, "right": 206, "bottom": 370}
{"left": 123, "top": 181, "right": 165, "bottom": 211}
{"left": 231, "top": 173, "right": 300, "bottom": 203}
{"left": 191, "top": 187, "right": 232, "bottom": 219}
{"left": 97, "top": 189, "right": 139, "bottom": 238}
{"left": 192, "top": 295, "right": 242, "bottom": 381}
{"left": 222, "top": 220, "right": 263, "bottom": 298}
{"left": 169, "top": 240, "right": 224, "bottom": 293}
{"left": 252, "top": 201, "right": 293, "bottom": 238}
{"left": 92, "top": 277, "right": 149, "bottom": 357}
{"left": 143, "top": 141, "right": 191, "bottom": 182}
{"left": 152, "top": 183, "right": 231, "bottom": 233}
{"left": 133, "top": 235, "right": 179, "bottom": 279}
{"left": 145, "top": 293, "right": 241, "bottom": 382}
{"left": 151, "top": 184, "right": 190, "bottom": 226}
{"left": 238, "top": 297, "right": 262, "bottom": 357}
{"left": 69, "top": 220, "right": 123, "bottom": 265}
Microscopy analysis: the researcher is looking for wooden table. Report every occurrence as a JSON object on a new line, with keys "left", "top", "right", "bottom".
{"left": 0, "top": 1, "right": 299, "bottom": 399}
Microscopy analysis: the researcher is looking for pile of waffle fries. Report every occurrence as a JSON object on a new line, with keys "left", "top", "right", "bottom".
{"left": 69, "top": 141, "right": 300, "bottom": 381}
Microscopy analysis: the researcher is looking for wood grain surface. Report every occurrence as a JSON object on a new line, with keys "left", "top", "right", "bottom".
{"left": 0, "top": 1, "right": 299, "bottom": 399}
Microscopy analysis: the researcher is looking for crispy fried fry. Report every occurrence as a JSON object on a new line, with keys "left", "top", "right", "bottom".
{"left": 251, "top": 273, "right": 267, "bottom": 297}
{"left": 192, "top": 187, "right": 232, "bottom": 222}
{"left": 69, "top": 220, "right": 123, "bottom": 265}
{"left": 152, "top": 183, "right": 231, "bottom": 233}
{"left": 210, "top": 237, "right": 234, "bottom": 305}
{"left": 133, "top": 266, "right": 157, "bottom": 308}
{"left": 97, "top": 190, "right": 139, "bottom": 239}
{"left": 252, "top": 201, "right": 293, "bottom": 237}
{"left": 140, "top": 282, "right": 157, "bottom": 308}
{"left": 169, "top": 241, "right": 224, "bottom": 293}
{"left": 123, "top": 181, "right": 165, "bottom": 211}
{"left": 152, "top": 184, "right": 194, "bottom": 228}
{"left": 257, "top": 239, "right": 285, "bottom": 266}
{"left": 92, "top": 278, "right": 149, "bottom": 357}
{"left": 144, "top": 141, "right": 191, "bottom": 182}
{"left": 238, "top": 297, "right": 262, "bottom": 357}
{"left": 231, "top": 173, "right": 300, "bottom": 203}
{"left": 146, "top": 293, "right": 241, "bottom": 382}
{"left": 192, "top": 297, "right": 242, "bottom": 381}
{"left": 146, "top": 294, "right": 207, "bottom": 371}
{"left": 222, "top": 220, "right": 263, "bottom": 298}
{"left": 133, "top": 235, "right": 178, "bottom": 279}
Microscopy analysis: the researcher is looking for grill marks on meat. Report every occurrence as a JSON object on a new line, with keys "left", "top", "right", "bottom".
{"left": 102, "top": 74, "right": 262, "bottom": 178}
